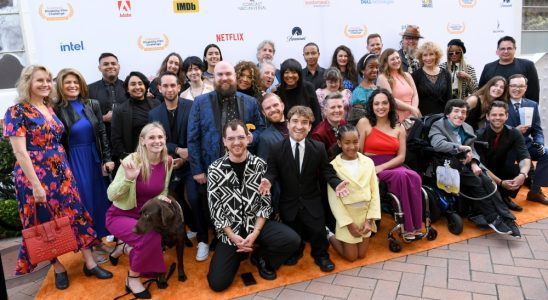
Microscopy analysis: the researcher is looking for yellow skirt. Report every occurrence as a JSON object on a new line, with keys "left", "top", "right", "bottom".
{"left": 335, "top": 204, "right": 378, "bottom": 244}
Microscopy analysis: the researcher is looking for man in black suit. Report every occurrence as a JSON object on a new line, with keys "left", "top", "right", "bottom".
{"left": 259, "top": 105, "right": 349, "bottom": 272}
{"left": 476, "top": 101, "right": 531, "bottom": 212}
{"left": 148, "top": 72, "right": 210, "bottom": 261}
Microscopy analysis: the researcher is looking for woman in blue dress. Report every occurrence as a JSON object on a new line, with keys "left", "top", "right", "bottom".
{"left": 54, "top": 68, "right": 114, "bottom": 244}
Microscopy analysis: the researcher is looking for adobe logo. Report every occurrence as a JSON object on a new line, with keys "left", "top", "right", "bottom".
{"left": 118, "top": 0, "right": 132, "bottom": 17}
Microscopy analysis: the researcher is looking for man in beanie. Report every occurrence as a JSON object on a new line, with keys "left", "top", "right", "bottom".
{"left": 398, "top": 25, "right": 423, "bottom": 74}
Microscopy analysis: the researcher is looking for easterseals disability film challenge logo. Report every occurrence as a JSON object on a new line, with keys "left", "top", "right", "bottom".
{"left": 446, "top": 21, "right": 465, "bottom": 34}
{"left": 287, "top": 27, "right": 306, "bottom": 42}
{"left": 238, "top": 0, "right": 266, "bottom": 11}
{"left": 344, "top": 25, "right": 367, "bottom": 39}
{"left": 39, "top": 3, "right": 74, "bottom": 21}
{"left": 138, "top": 34, "right": 170, "bottom": 51}
{"left": 459, "top": 0, "right": 476, "bottom": 8}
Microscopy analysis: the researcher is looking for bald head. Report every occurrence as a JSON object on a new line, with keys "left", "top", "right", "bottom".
{"left": 214, "top": 61, "right": 237, "bottom": 97}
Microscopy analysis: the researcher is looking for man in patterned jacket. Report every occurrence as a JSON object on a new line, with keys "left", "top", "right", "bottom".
{"left": 206, "top": 119, "right": 300, "bottom": 292}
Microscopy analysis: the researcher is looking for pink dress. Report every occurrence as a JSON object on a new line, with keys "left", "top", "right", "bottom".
{"left": 391, "top": 72, "right": 415, "bottom": 122}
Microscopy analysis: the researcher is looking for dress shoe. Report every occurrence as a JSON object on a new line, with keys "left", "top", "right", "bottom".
{"left": 83, "top": 264, "right": 113, "bottom": 279}
{"left": 502, "top": 196, "right": 523, "bottom": 211}
{"left": 109, "top": 242, "right": 125, "bottom": 266}
{"left": 126, "top": 272, "right": 151, "bottom": 299}
{"left": 250, "top": 252, "right": 276, "bottom": 280}
{"left": 526, "top": 190, "right": 548, "bottom": 205}
{"left": 314, "top": 256, "right": 335, "bottom": 272}
{"left": 54, "top": 271, "right": 69, "bottom": 290}
{"left": 283, "top": 252, "right": 303, "bottom": 266}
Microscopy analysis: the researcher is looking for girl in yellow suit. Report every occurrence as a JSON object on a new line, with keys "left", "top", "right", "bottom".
{"left": 327, "top": 124, "right": 381, "bottom": 262}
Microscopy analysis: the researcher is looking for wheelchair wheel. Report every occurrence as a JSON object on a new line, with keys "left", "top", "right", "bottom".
{"left": 389, "top": 239, "right": 402, "bottom": 253}
{"left": 426, "top": 228, "right": 438, "bottom": 240}
{"left": 447, "top": 213, "right": 463, "bottom": 235}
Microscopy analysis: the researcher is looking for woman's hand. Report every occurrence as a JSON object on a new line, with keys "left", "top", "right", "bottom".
{"left": 121, "top": 159, "right": 141, "bottom": 181}
{"left": 157, "top": 195, "right": 172, "bottom": 203}
{"left": 456, "top": 71, "right": 470, "bottom": 80}
{"left": 347, "top": 223, "right": 362, "bottom": 237}
{"left": 102, "top": 161, "right": 115, "bottom": 175}
{"left": 411, "top": 107, "right": 422, "bottom": 118}
{"left": 32, "top": 184, "right": 47, "bottom": 203}
{"left": 361, "top": 220, "right": 372, "bottom": 235}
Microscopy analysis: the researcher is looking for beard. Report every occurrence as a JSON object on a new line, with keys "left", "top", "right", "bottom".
{"left": 215, "top": 82, "right": 237, "bottom": 98}
{"left": 406, "top": 47, "right": 417, "bottom": 58}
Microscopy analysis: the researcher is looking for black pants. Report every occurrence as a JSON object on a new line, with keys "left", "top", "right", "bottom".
{"left": 460, "top": 167, "right": 514, "bottom": 223}
{"left": 283, "top": 207, "right": 329, "bottom": 260}
{"left": 207, "top": 220, "right": 300, "bottom": 292}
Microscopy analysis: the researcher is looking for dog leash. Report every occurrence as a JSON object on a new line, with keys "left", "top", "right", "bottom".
{"left": 113, "top": 263, "right": 177, "bottom": 300}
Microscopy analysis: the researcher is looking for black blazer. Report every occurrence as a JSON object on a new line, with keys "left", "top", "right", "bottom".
{"left": 265, "top": 138, "right": 341, "bottom": 221}
{"left": 111, "top": 97, "right": 160, "bottom": 158}
{"left": 148, "top": 98, "right": 193, "bottom": 155}
{"left": 54, "top": 99, "right": 112, "bottom": 163}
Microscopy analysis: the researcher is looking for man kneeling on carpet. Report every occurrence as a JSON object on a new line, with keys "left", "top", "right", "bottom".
{"left": 207, "top": 119, "right": 301, "bottom": 292}
{"left": 106, "top": 122, "right": 174, "bottom": 299}
{"left": 429, "top": 99, "right": 521, "bottom": 238}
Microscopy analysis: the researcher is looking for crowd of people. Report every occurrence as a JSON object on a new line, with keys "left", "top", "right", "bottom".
{"left": 3, "top": 25, "right": 547, "bottom": 298}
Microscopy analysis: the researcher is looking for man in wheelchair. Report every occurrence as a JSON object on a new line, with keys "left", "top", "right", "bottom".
{"left": 429, "top": 99, "right": 520, "bottom": 238}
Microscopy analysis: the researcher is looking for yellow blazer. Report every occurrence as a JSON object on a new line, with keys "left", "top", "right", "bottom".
{"left": 327, "top": 153, "right": 381, "bottom": 227}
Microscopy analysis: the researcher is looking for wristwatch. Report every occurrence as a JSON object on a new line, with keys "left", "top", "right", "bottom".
{"left": 519, "top": 172, "right": 528, "bottom": 179}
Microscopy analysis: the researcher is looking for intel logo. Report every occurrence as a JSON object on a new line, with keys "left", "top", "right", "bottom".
{"left": 59, "top": 41, "right": 85, "bottom": 52}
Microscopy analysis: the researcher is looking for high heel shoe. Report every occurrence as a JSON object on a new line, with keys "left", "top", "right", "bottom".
{"left": 109, "top": 242, "right": 125, "bottom": 266}
{"left": 126, "top": 272, "right": 151, "bottom": 299}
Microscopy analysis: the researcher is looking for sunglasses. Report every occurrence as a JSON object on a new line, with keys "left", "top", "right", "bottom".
{"left": 448, "top": 51, "right": 462, "bottom": 56}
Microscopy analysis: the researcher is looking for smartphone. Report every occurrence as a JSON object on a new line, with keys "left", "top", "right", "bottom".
{"left": 240, "top": 272, "right": 257, "bottom": 286}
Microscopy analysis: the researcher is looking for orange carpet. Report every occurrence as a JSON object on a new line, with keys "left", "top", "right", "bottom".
{"left": 36, "top": 187, "right": 548, "bottom": 300}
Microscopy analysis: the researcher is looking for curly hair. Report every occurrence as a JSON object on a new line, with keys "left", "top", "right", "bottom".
{"left": 365, "top": 88, "right": 398, "bottom": 128}
{"left": 330, "top": 45, "right": 358, "bottom": 87}
{"left": 234, "top": 60, "right": 261, "bottom": 98}
{"left": 415, "top": 41, "right": 443, "bottom": 66}
{"left": 155, "top": 52, "right": 186, "bottom": 88}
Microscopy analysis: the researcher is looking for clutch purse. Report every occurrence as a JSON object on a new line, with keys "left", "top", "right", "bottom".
{"left": 22, "top": 203, "right": 78, "bottom": 265}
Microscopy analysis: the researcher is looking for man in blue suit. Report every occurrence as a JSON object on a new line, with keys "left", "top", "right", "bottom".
{"left": 149, "top": 72, "right": 210, "bottom": 261}
{"left": 188, "top": 61, "right": 265, "bottom": 185}
{"left": 505, "top": 74, "right": 548, "bottom": 204}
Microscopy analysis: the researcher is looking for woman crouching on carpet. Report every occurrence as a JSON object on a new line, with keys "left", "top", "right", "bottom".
{"left": 105, "top": 122, "right": 173, "bottom": 299}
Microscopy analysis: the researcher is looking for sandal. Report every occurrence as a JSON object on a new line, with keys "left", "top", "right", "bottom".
{"left": 126, "top": 272, "right": 151, "bottom": 299}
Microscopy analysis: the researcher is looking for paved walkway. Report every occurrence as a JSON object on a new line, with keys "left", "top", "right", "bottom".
{"left": 2, "top": 219, "right": 548, "bottom": 299}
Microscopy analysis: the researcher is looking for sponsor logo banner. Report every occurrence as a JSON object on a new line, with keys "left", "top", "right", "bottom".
{"left": 38, "top": 3, "right": 74, "bottom": 21}
{"left": 287, "top": 27, "right": 306, "bottom": 42}
{"left": 344, "top": 25, "right": 367, "bottom": 39}
{"left": 59, "top": 40, "right": 85, "bottom": 52}
{"left": 304, "top": 0, "right": 330, "bottom": 8}
{"left": 118, "top": 0, "right": 131, "bottom": 17}
{"left": 446, "top": 22, "right": 465, "bottom": 34}
{"left": 216, "top": 33, "right": 245, "bottom": 42}
{"left": 501, "top": 0, "right": 512, "bottom": 8}
{"left": 459, "top": 0, "right": 476, "bottom": 8}
{"left": 422, "top": 0, "right": 433, "bottom": 8}
{"left": 173, "top": 0, "right": 199, "bottom": 13}
{"left": 360, "top": 0, "right": 395, "bottom": 5}
{"left": 138, "top": 34, "right": 170, "bottom": 51}
{"left": 238, "top": 1, "right": 266, "bottom": 11}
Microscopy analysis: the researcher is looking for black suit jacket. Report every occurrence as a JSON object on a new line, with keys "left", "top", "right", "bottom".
{"left": 111, "top": 97, "right": 160, "bottom": 158}
{"left": 148, "top": 98, "right": 193, "bottom": 155}
{"left": 266, "top": 138, "right": 342, "bottom": 221}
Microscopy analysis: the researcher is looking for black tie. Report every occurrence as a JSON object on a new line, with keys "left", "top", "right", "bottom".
{"left": 514, "top": 102, "right": 520, "bottom": 112}
{"left": 295, "top": 142, "right": 300, "bottom": 173}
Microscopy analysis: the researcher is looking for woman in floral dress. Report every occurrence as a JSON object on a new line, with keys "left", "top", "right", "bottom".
{"left": 3, "top": 65, "right": 112, "bottom": 289}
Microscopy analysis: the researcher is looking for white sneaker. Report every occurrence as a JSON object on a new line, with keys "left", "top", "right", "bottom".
{"left": 196, "top": 242, "right": 209, "bottom": 261}
{"left": 186, "top": 231, "right": 197, "bottom": 240}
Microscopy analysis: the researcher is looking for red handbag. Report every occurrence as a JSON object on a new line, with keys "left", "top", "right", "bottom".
{"left": 22, "top": 203, "right": 78, "bottom": 265}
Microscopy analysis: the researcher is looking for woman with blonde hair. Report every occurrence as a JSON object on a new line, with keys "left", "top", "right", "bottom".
{"left": 53, "top": 68, "right": 114, "bottom": 254}
{"left": 3, "top": 65, "right": 112, "bottom": 289}
{"left": 412, "top": 41, "right": 452, "bottom": 115}
{"left": 440, "top": 39, "right": 478, "bottom": 99}
{"left": 377, "top": 48, "right": 420, "bottom": 122}
{"left": 106, "top": 122, "right": 173, "bottom": 299}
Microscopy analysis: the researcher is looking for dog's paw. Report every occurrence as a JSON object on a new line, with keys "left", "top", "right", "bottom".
{"left": 178, "top": 273, "right": 188, "bottom": 282}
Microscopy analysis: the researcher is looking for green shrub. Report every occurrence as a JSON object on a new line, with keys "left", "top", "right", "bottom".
{"left": 0, "top": 124, "right": 16, "bottom": 200}
{"left": 0, "top": 199, "right": 22, "bottom": 231}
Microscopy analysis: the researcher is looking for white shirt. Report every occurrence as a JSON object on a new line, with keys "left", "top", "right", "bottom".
{"left": 289, "top": 137, "right": 305, "bottom": 172}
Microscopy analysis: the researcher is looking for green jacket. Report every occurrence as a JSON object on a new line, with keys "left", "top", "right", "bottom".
{"left": 107, "top": 154, "right": 173, "bottom": 210}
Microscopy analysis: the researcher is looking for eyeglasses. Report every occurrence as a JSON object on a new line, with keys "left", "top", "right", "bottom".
{"left": 509, "top": 84, "right": 527, "bottom": 89}
{"left": 448, "top": 51, "right": 462, "bottom": 56}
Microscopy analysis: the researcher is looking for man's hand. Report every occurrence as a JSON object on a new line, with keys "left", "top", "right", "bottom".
{"left": 102, "top": 161, "right": 115, "bottom": 176}
{"left": 193, "top": 173, "right": 207, "bottom": 184}
{"left": 470, "top": 162, "right": 482, "bottom": 176}
{"left": 335, "top": 180, "right": 350, "bottom": 197}
{"left": 259, "top": 178, "right": 271, "bottom": 196}
{"left": 103, "top": 110, "right": 113, "bottom": 123}
{"left": 176, "top": 147, "right": 189, "bottom": 160}
{"left": 240, "top": 231, "right": 259, "bottom": 251}
{"left": 516, "top": 125, "right": 530, "bottom": 135}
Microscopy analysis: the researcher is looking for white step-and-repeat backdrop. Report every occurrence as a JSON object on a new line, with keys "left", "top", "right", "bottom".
{"left": 2, "top": 0, "right": 520, "bottom": 113}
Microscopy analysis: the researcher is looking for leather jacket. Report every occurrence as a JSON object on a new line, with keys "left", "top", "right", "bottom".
{"left": 54, "top": 99, "right": 112, "bottom": 163}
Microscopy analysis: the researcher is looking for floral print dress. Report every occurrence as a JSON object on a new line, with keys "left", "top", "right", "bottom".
{"left": 3, "top": 102, "right": 98, "bottom": 274}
